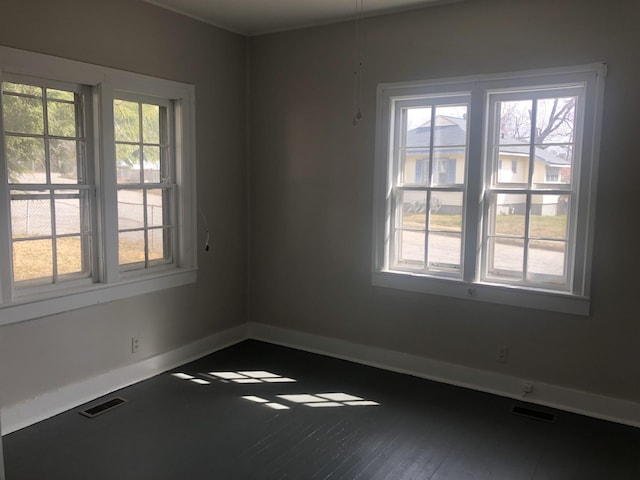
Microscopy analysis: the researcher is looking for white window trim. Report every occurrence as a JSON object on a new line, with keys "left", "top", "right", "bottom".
{"left": 372, "top": 64, "right": 606, "bottom": 316}
{"left": 0, "top": 46, "right": 197, "bottom": 326}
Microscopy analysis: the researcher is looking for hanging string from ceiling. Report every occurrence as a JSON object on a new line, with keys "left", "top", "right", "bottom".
{"left": 352, "top": 0, "right": 364, "bottom": 127}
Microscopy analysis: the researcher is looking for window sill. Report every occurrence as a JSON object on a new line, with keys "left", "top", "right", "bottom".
{"left": 372, "top": 270, "right": 589, "bottom": 316}
{"left": 0, "top": 268, "right": 197, "bottom": 327}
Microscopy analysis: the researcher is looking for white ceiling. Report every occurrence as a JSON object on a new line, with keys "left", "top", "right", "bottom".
{"left": 144, "top": 0, "right": 459, "bottom": 36}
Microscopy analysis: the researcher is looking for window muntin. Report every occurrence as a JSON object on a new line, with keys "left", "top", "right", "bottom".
{"left": 2, "top": 79, "right": 93, "bottom": 287}
{"left": 114, "top": 97, "right": 174, "bottom": 271}
{"left": 373, "top": 65, "right": 605, "bottom": 314}
{"left": 391, "top": 97, "right": 469, "bottom": 276}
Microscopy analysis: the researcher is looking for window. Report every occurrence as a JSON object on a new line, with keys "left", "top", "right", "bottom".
{"left": 114, "top": 97, "right": 173, "bottom": 270}
{"left": 389, "top": 96, "right": 469, "bottom": 275}
{"left": 2, "top": 80, "right": 92, "bottom": 289}
{"left": 545, "top": 167, "right": 560, "bottom": 182}
{"left": 373, "top": 64, "right": 605, "bottom": 315}
{"left": 0, "top": 46, "right": 196, "bottom": 325}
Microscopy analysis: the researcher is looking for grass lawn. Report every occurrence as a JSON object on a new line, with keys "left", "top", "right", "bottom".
{"left": 12, "top": 237, "right": 159, "bottom": 282}
{"left": 402, "top": 212, "right": 567, "bottom": 239}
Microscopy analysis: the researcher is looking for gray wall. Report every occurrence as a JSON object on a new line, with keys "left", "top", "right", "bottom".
{"left": 0, "top": 0, "right": 247, "bottom": 407}
{"left": 1, "top": 0, "right": 638, "bottom": 421}
{"left": 248, "top": 0, "right": 640, "bottom": 403}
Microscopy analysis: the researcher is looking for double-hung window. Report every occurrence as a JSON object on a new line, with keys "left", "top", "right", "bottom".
{"left": 373, "top": 64, "right": 605, "bottom": 315}
{"left": 389, "top": 94, "right": 470, "bottom": 275}
{"left": 2, "top": 79, "right": 93, "bottom": 290}
{"left": 114, "top": 96, "right": 174, "bottom": 270}
{"left": 0, "top": 46, "right": 197, "bottom": 325}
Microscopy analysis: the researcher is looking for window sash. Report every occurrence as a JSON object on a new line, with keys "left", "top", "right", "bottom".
{"left": 388, "top": 94, "right": 470, "bottom": 277}
{"left": 117, "top": 184, "right": 175, "bottom": 271}
{"left": 480, "top": 85, "right": 585, "bottom": 292}
{"left": 113, "top": 95, "right": 176, "bottom": 273}
{"left": 1, "top": 76, "right": 96, "bottom": 294}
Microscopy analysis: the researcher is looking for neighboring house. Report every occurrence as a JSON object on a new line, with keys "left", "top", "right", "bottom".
{"left": 404, "top": 115, "right": 570, "bottom": 216}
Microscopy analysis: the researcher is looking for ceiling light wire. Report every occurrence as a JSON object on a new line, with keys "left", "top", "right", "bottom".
{"left": 198, "top": 206, "right": 210, "bottom": 252}
{"left": 352, "top": 0, "right": 364, "bottom": 126}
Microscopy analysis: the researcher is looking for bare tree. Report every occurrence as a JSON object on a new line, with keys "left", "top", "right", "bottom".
{"left": 500, "top": 97, "right": 576, "bottom": 146}
{"left": 535, "top": 97, "right": 575, "bottom": 144}
{"left": 499, "top": 101, "right": 531, "bottom": 140}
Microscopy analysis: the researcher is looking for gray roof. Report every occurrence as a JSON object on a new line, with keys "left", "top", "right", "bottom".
{"left": 407, "top": 115, "right": 570, "bottom": 167}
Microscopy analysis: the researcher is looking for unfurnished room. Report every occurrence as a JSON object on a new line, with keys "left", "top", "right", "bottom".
{"left": 0, "top": 0, "right": 639, "bottom": 479}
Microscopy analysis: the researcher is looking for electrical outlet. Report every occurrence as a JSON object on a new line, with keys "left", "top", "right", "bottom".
{"left": 131, "top": 336, "right": 140, "bottom": 354}
{"left": 496, "top": 345, "right": 508, "bottom": 363}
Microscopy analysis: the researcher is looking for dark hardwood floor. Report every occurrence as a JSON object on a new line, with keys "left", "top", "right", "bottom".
{"left": 4, "top": 340, "right": 640, "bottom": 479}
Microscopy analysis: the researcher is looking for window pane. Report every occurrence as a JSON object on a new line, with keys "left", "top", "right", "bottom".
{"left": 428, "top": 232, "right": 461, "bottom": 273}
{"left": 527, "top": 240, "right": 566, "bottom": 284}
{"left": 433, "top": 105, "right": 467, "bottom": 147}
{"left": 399, "top": 190, "right": 426, "bottom": 229}
{"left": 47, "top": 89, "right": 74, "bottom": 101}
{"left": 119, "top": 230, "right": 145, "bottom": 265}
{"left": 114, "top": 100, "right": 140, "bottom": 142}
{"left": 116, "top": 144, "right": 141, "bottom": 184}
{"left": 3, "top": 94, "right": 44, "bottom": 134}
{"left": 498, "top": 100, "right": 532, "bottom": 144}
{"left": 3, "top": 82, "right": 41, "bottom": 96}
{"left": 146, "top": 189, "right": 166, "bottom": 227}
{"left": 432, "top": 148, "right": 462, "bottom": 185}
{"left": 492, "top": 193, "right": 526, "bottom": 237}
{"left": 430, "top": 192, "right": 462, "bottom": 232}
{"left": 487, "top": 237, "right": 523, "bottom": 280}
{"left": 48, "top": 100, "right": 76, "bottom": 137}
{"left": 535, "top": 97, "right": 576, "bottom": 144}
{"left": 401, "top": 149, "right": 429, "bottom": 185}
{"left": 148, "top": 228, "right": 168, "bottom": 262}
{"left": 50, "top": 139, "right": 80, "bottom": 183}
{"left": 396, "top": 230, "right": 424, "bottom": 267}
{"left": 55, "top": 193, "right": 82, "bottom": 235}
{"left": 529, "top": 195, "right": 568, "bottom": 240}
{"left": 11, "top": 194, "right": 51, "bottom": 237}
{"left": 142, "top": 104, "right": 160, "bottom": 144}
{"left": 143, "top": 146, "right": 160, "bottom": 183}
{"left": 533, "top": 145, "right": 572, "bottom": 186}
{"left": 13, "top": 239, "right": 52, "bottom": 282}
{"left": 5, "top": 136, "right": 46, "bottom": 183}
{"left": 118, "top": 189, "right": 144, "bottom": 229}
{"left": 404, "top": 107, "right": 431, "bottom": 147}
{"left": 57, "top": 236, "right": 87, "bottom": 276}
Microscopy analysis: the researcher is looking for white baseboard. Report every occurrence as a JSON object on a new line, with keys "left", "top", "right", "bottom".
{"left": 1, "top": 324, "right": 248, "bottom": 435}
{"left": 248, "top": 322, "right": 640, "bottom": 429}
{"left": 4, "top": 321, "right": 639, "bottom": 436}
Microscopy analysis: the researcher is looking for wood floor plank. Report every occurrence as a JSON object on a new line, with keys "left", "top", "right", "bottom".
{"left": 4, "top": 340, "right": 640, "bottom": 479}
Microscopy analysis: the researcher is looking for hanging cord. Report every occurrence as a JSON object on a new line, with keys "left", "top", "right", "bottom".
{"left": 198, "top": 207, "right": 210, "bottom": 252}
{"left": 352, "top": 0, "right": 364, "bottom": 126}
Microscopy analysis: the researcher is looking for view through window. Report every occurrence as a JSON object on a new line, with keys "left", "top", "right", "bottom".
{"left": 3, "top": 81, "right": 92, "bottom": 286}
{"left": 0, "top": 46, "right": 196, "bottom": 324}
{"left": 114, "top": 98, "right": 174, "bottom": 270}
{"left": 373, "top": 65, "right": 605, "bottom": 314}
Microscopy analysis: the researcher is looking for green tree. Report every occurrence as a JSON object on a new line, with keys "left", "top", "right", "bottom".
{"left": 114, "top": 99, "right": 161, "bottom": 182}
{"left": 2, "top": 82, "right": 80, "bottom": 182}
{"left": 3, "top": 84, "right": 161, "bottom": 182}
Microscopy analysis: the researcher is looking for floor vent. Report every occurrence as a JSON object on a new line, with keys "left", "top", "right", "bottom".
{"left": 511, "top": 405, "right": 556, "bottom": 423}
{"left": 80, "top": 397, "right": 127, "bottom": 418}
